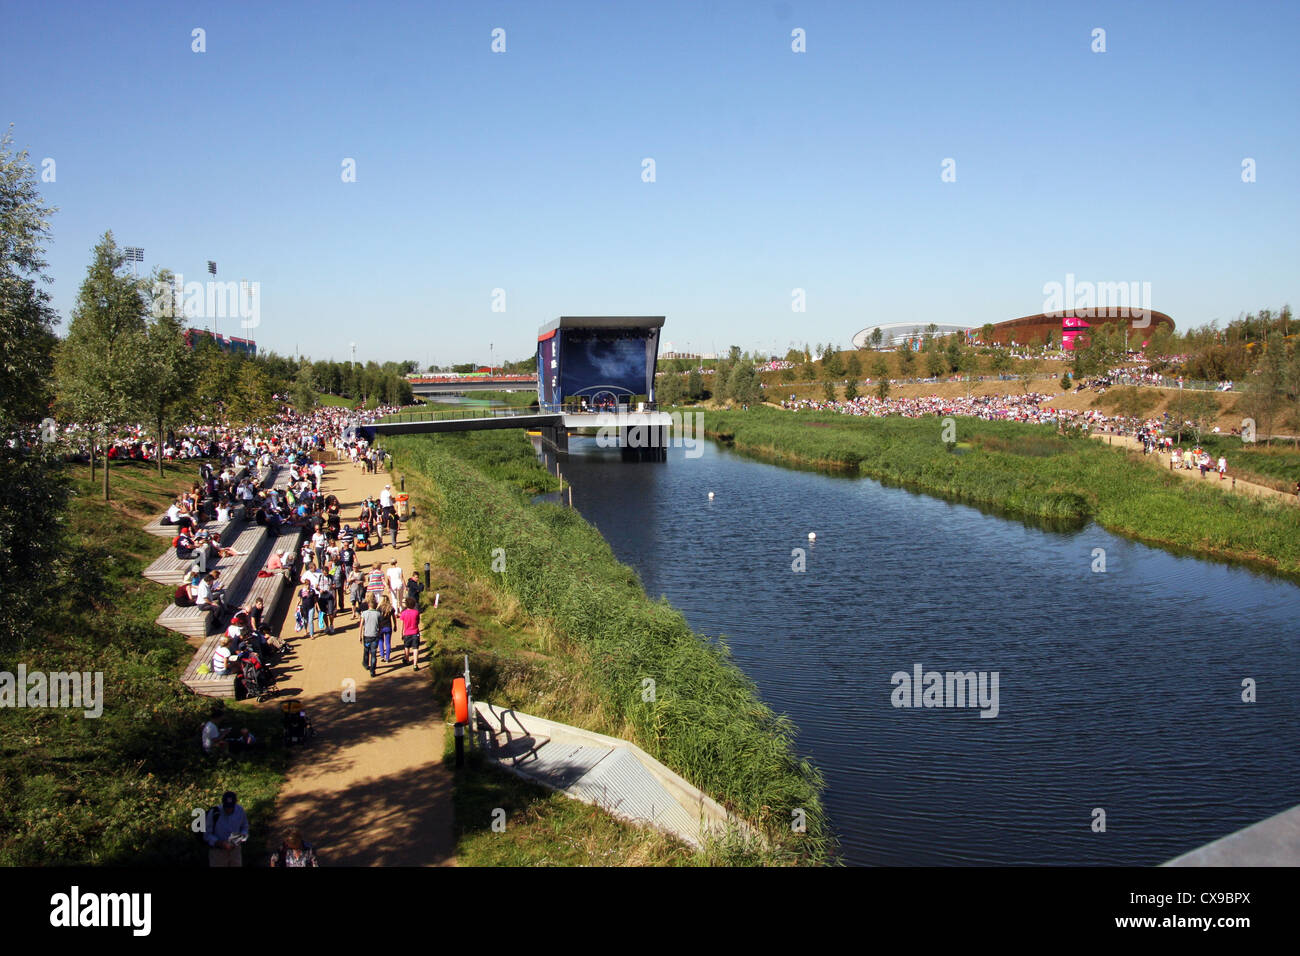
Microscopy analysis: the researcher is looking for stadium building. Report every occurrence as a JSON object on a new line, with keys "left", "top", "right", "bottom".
{"left": 853, "top": 310, "right": 1174, "bottom": 351}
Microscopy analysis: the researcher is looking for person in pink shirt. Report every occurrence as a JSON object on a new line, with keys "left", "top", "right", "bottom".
{"left": 399, "top": 595, "right": 422, "bottom": 671}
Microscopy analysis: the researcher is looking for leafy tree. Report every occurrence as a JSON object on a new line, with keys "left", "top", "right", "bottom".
{"left": 727, "top": 361, "right": 761, "bottom": 406}
{"left": 845, "top": 352, "right": 861, "bottom": 381}
{"left": 896, "top": 347, "right": 915, "bottom": 375}
{"left": 870, "top": 327, "right": 884, "bottom": 349}
{"left": 656, "top": 369, "right": 683, "bottom": 406}
{"left": 228, "top": 360, "right": 277, "bottom": 425}
{"left": 843, "top": 378, "right": 858, "bottom": 401}
{"left": 1186, "top": 390, "right": 1221, "bottom": 445}
{"left": 54, "top": 230, "right": 149, "bottom": 500}
{"left": 139, "top": 271, "right": 196, "bottom": 474}
{"left": 990, "top": 349, "right": 1013, "bottom": 376}
{"left": 926, "top": 349, "right": 946, "bottom": 378}
{"left": 1060, "top": 372, "right": 1072, "bottom": 391}
{"left": 871, "top": 355, "right": 890, "bottom": 400}
{"left": 944, "top": 336, "right": 963, "bottom": 373}
{"left": 686, "top": 367, "right": 704, "bottom": 401}
{"left": 822, "top": 379, "right": 837, "bottom": 402}
{"left": 0, "top": 126, "right": 68, "bottom": 649}
{"left": 1240, "top": 332, "right": 1289, "bottom": 439}
{"left": 291, "top": 365, "right": 318, "bottom": 413}
{"left": 980, "top": 323, "right": 995, "bottom": 346}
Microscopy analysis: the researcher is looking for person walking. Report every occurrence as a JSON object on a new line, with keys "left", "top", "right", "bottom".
{"left": 205, "top": 791, "right": 249, "bottom": 867}
{"left": 399, "top": 594, "right": 422, "bottom": 671}
{"left": 270, "top": 828, "right": 319, "bottom": 867}
{"left": 1217, "top": 456, "right": 1227, "bottom": 480}
{"left": 347, "top": 565, "right": 365, "bottom": 621}
{"left": 385, "top": 559, "right": 404, "bottom": 609}
{"left": 360, "top": 596, "right": 381, "bottom": 677}
{"left": 377, "top": 594, "right": 395, "bottom": 664}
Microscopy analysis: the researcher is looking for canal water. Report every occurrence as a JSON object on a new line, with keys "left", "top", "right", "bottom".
{"left": 542, "top": 433, "right": 1300, "bottom": 865}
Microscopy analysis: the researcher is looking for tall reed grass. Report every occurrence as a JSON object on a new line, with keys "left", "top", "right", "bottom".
{"left": 387, "top": 432, "right": 833, "bottom": 863}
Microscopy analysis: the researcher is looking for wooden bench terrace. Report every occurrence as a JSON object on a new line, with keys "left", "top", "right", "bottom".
{"left": 178, "top": 524, "right": 304, "bottom": 699}
{"left": 143, "top": 520, "right": 267, "bottom": 587}
{"left": 142, "top": 461, "right": 267, "bottom": 537}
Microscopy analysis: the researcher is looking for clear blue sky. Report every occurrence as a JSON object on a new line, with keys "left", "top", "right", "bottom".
{"left": 3, "top": 0, "right": 1297, "bottom": 365}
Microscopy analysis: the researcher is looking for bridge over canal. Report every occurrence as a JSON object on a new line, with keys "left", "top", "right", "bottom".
{"left": 361, "top": 316, "right": 670, "bottom": 460}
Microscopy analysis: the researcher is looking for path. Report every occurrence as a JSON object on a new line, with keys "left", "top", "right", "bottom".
{"left": 1089, "top": 432, "right": 1298, "bottom": 505}
{"left": 270, "top": 456, "right": 455, "bottom": 866}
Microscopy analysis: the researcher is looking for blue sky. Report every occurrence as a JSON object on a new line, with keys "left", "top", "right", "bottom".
{"left": 3, "top": 0, "right": 1297, "bottom": 365}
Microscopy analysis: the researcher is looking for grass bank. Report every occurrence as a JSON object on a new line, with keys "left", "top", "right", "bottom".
{"left": 0, "top": 459, "right": 288, "bottom": 865}
{"left": 701, "top": 406, "right": 1300, "bottom": 579}
{"left": 387, "top": 430, "right": 832, "bottom": 864}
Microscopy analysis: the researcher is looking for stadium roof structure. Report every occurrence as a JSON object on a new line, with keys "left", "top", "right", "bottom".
{"left": 852, "top": 323, "right": 971, "bottom": 348}
{"left": 537, "top": 315, "right": 666, "bottom": 338}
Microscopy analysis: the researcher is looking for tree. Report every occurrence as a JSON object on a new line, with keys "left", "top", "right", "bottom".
{"left": 229, "top": 361, "right": 277, "bottom": 425}
{"left": 1240, "top": 333, "right": 1288, "bottom": 440}
{"left": 0, "top": 126, "right": 68, "bottom": 649}
{"left": 54, "top": 231, "right": 149, "bottom": 500}
{"left": 845, "top": 352, "right": 861, "bottom": 381}
{"left": 894, "top": 343, "right": 915, "bottom": 374}
{"left": 1060, "top": 372, "right": 1072, "bottom": 391}
{"left": 871, "top": 356, "right": 891, "bottom": 400}
{"left": 139, "top": 271, "right": 196, "bottom": 474}
{"left": 990, "top": 348, "right": 1013, "bottom": 377}
{"left": 926, "top": 349, "right": 946, "bottom": 378}
{"left": 727, "top": 361, "right": 761, "bottom": 406}
{"left": 1186, "top": 390, "right": 1221, "bottom": 445}
{"left": 656, "top": 369, "right": 682, "bottom": 407}
{"left": 980, "top": 323, "right": 995, "bottom": 346}
{"left": 870, "top": 327, "right": 884, "bottom": 349}
{"left": 944, "top": 336, "right": 963, "bottom": 374}
{"left": 843, "top": 378, "right": 858, "bottom": 401}
{"left": 822, "top": 379, "right": 837, "bottom": 402}
{"left": 291, "top": 365, "right": 319, "bottom": 413}
{"left": 686, "top": 367, "right": 704, "bottom": 401}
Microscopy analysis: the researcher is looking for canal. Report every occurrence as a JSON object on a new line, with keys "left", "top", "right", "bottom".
{"left": 541, "top": 432, "right": 1300, "bottom": 865}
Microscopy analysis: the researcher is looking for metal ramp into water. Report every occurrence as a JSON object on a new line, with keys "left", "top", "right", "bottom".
{"left": 473, "top": 700, "right": 742, "bottom": 848}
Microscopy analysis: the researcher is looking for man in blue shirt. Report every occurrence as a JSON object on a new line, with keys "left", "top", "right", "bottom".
{"left": 206, "top": 790, "right": 250, "bottom": 867}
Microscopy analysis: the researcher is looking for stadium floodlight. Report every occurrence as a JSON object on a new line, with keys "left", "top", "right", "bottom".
{"left": 207, "top": 261, "right": 217, "bottom": 275}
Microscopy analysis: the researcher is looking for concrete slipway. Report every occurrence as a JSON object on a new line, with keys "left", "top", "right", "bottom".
{"left": 472, "top": 700, "right": 744, "bottom": 848}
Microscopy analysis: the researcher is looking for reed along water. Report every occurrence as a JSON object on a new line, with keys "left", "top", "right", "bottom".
{"left": 540, "top": 433, "right": 1300, "bottom": 865}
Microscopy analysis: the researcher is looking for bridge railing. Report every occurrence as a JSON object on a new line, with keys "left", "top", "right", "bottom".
{"left": 541, "top": 401, "right": 661, "bottom": 414}
{"left": 376, "top": 406, "right": 555, "bottom": 425}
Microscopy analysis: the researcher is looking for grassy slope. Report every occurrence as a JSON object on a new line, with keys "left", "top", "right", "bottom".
{"left": 388, "top": 431, "right": 832, "bottom": 864}
{"left": 700, "top": 406, "right": 1300, "bottom": 579}
{"left": 0, "top": 459, "right": 288, "bottom": 865}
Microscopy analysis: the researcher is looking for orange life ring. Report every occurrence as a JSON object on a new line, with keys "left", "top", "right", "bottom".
{"left": 451, "top": 677, "right": 469, "bottom": 725}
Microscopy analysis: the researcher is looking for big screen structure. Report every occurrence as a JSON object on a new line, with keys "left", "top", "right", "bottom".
{"left": 536, "top": 317, "right": 663, "bottom": 408}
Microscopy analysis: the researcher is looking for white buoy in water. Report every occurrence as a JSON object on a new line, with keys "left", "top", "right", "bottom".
{"left": 708, "top": 491, "right": 715, "bottom": 499}
{"left": 808, "top": 532, "right": 816, "bottom": 540}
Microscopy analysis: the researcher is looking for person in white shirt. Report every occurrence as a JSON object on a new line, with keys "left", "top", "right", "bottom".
{"left": 385, "top": 560, "right": 404, "bottom": 607}
{"left": 166, "top": 501, "right": 181, "bottom": 524}
{"left": 379, "top": 485, "right": 393, "bottom": 509}
{"left": 213, "top": 636, "right": 234, "bottom": 675}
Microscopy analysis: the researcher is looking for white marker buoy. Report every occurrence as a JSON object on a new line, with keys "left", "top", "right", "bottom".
{"left": 708, "top": 491, "right": 715, "bottom": 499}
{"left": 808, "top": 532, "right": 816, "bottom": 540}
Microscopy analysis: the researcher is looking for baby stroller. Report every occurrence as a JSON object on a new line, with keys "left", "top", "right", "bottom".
{"left": 237, "top": 651, "right": 277, "bottom": 702}
{"left": 282, "top": 701, "right": 315, "bottom": 745}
